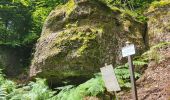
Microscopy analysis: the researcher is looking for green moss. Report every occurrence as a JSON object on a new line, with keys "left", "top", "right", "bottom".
{"left": 51, "top": 27, "right": 100, "bottom": 56}
{"left": 38, "top": 27, "right": 103, "bottom": 80}
{"left": 148, "top": 0, "right": 170, "bottom": 12}
{"left": 64, "top": 0, "right": 75, "bottom": 16}
{"left": 152, "top": 0, "right": 170, "bottom": 7}
{"left": 65, "top": 22, "right": 78, "bottom": 29}
{"left": 77, "top": 32, "right": 97, "bottom": 55}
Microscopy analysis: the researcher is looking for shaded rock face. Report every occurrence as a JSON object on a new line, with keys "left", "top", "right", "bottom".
{"left": 30, "top": 0, "right": 147, "bottom": 84}
{"left": 0, "top": 46, "right": 31, "bottom": 77}
{"left": 147, "top": 4, "right": 170, "bottom": 46}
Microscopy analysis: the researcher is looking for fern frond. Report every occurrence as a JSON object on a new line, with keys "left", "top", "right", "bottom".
{"left": 0, "top": 87, "right": 7, "bottom": 100}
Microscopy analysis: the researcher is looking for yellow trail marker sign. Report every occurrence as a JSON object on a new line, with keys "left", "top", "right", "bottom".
{"left": 100, "top": 64, "right": 121, "bottom": 92}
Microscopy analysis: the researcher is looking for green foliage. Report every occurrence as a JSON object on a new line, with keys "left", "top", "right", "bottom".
{"left": 148, "top": 0, "right": 170, "bottom": 12}
{"left": 100, "top": 0, "right": 156, "bottom": 10}
{"left": 0, "top": 71, "right": 104, "bottom": 100}
{"left": 53, "top": 76, "right": 104, "bottom": 100}
{"left": 53, "top": 61, "right": 144, "bottom": 99}
{"left": 0, "top": 0, "right": 31, "bottom": 46}
{"left": 29, "top": 0, "right": 64, "bottom": 41}
{"left": 0, "top": 61, "right": 143, "bottom": 100}
{"left": 99, "top": 0, "right": 156, "bottom": 22}
{"left": 0, "top": 69, "right": 16, "bottom": 99}
{"left": 0, "top": 0, "right": 64, "bottom": 46}
{"left": 0, "top": 86, "right": 7, "bottom": 100}
{"left": 9, "top": 78, "right": 55, "bottom": 100}
{"left": 114, "top": 60, "right": 145, "bottom": 88}
{"left": 0, "top": 69, "right": 56, "bottom": 100}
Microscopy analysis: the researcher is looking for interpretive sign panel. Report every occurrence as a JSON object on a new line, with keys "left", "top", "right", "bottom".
{"left": 100, "top": 65, "right": 121, "bottom": 92}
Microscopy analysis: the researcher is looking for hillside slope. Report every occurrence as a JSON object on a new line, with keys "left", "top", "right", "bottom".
{"left": 119, "top": 1, "right": 170, "bottom": 99}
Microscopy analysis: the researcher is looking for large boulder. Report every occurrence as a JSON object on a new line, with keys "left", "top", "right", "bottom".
{"left": 30, "top": 0, "right": 147, "bottom": 84}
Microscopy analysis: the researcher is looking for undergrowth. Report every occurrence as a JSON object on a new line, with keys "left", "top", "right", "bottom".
{"left": 0, "top": 59, "right": 146, "bottom": 100}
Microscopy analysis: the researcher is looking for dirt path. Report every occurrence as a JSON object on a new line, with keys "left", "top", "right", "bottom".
{"left": 137, "top": 58, "right": 170, "bottom": 100}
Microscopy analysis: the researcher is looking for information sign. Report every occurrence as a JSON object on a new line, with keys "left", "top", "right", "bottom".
{"left": 100, "top": 65, "right": 121, "bottom": 92}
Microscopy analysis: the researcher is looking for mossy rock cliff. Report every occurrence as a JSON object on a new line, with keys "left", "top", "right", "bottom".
{"left": 147, "top": 0, "right": 170, "bottom": 46}
{"left": 30, "top": 0, "right": 147, "bottom": 84}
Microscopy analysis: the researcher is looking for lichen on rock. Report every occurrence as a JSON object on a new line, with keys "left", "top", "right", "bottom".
{"left": 30, "top": 0, "right": 147, "bottom": 84}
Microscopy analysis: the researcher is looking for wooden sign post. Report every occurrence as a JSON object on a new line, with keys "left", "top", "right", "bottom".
{"left": 122, "top": 41, "right": 138, "bottom": 100}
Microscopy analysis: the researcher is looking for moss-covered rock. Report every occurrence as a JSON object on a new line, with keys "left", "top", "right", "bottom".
{"left": 146, "top": 0, "right": 170, "bottom": 46}
{"left": 30, "top": 0, "right": 147, "bottom": 84}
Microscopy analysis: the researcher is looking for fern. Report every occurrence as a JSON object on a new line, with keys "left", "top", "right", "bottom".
{"left": 53, "top": 76, "right": 105, "bottom": 100}
{"left": 0, "top": 69, "right": 16, "bottom": 100}
{"left": 0, "top": 87, "right": 7, "bottom": 100}
{"left": 0, "top": 59, "right": 144, "bottom": 100}
{"left": 53, "top": 61, "right": 143, "bottom": 100}
{"left": 9, "top": 78, "right": 55, "bottom": 100}
{"left": 114, "top": 63, "right": 141, "bottom": 88}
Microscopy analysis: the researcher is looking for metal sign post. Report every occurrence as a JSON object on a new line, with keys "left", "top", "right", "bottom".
{"left": 122, "top": 41, "right": 138, "bottom": 100}
{"left": 128, "top": 54, "right": 138, "bottom": 100}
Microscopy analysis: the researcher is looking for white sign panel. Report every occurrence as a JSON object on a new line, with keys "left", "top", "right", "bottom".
{"left": 100, "top": 65, "right": 121, "bottom": 92}
{"left": 122, "top": 44, "right": 135, "bottom": 57}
